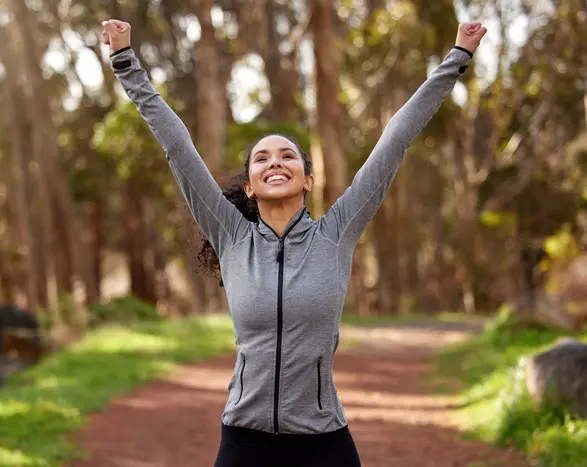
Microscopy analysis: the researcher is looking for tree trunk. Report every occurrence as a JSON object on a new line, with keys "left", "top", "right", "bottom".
{"left": 141, "top": 202, "right": 159, "bottom": 305}
{"left": 446, "top": 125, "right": 479, "bottom": 313}
{"left": 312, "top": 0, "right": 347, "bottom": 205}
{"left": 368, "top": 0, "right": 386, "bottom": 12}
{"left": 263, "top": 0, "right": 301, "bottom": 122}
{"left": 191, "top": 0, "right": 227, "bottom": 175}
{"left": 390, "top": 181, "right": 403, "bottom": 308}
{"left": 124, "top": 181, "right": 156, "bottom": 304}
{"left": 0, "top": 159, "right": 19, "bottom": 304}
{"left": 373, "top": 201, "right": 396, "bottom": 314}
{"left": 148, "top": 215, "right": 171, "bottom": 309}
{"left": 345, "top": 240, "right": 371, "bottom": 316}
{"left": 0, "top": 250, "right": 17, "bottom": 304}
{"left": 174, "top": 199, "right": 206, "bottom": 314}
{"left": 6, "top": 83, "right": 39, "bottom": 310}
{"left": 12, "top": 1, "right": 87, "bottom": 323}
{"left": 186, "top": 0, "right": 229, "bottom": 310}
{"left": 85, "top": 202, "right": 103, "bottom": 303}
{"left": 0, "top": 29, "right": 50, "bottom": 310}
{"left": 47, "top": 186, "right": 74, "bottom": 296}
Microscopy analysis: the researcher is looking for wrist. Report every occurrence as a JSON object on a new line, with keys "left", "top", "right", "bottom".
{"left": 453, "top": 45, "right": 473, "bottom": 58}
{"left": 110, "top": 45, "right": 132, "bottom": 58}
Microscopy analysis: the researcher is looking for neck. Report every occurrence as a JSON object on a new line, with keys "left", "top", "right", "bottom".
{"left": 257, "top": 197, "right": 305, "bottom": 237}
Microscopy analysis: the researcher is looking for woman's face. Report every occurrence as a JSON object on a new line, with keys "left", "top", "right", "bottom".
{"left": 245, "top": 135, "right": 313, "bottom": 202}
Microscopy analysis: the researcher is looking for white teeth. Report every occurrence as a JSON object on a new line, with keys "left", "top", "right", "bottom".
{"left": 266, "top": 175, "right": 288, "bottom": 184}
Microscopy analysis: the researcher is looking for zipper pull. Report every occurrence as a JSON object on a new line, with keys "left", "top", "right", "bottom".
{"left": 276, "top": 238, "right": 284, "bottom": 262}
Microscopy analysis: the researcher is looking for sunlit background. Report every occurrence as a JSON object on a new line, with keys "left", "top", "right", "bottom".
{"left": 0, "top": 1, "right": 586, "bottom": 466}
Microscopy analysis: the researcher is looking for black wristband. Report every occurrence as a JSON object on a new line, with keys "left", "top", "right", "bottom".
{"left": 110, "top": 46, "right": 132, "bottom": 58}
{"left": 453, "top": 46, "right": 473, "bottom": 58}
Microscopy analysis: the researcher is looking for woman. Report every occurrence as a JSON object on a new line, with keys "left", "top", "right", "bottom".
{"left": 101, "top": 19, "right": 486, "bottom": 467}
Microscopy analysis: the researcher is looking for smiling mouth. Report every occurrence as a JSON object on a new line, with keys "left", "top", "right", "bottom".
{"left": 264, "top": 174, "right": 291, "bottom": 185}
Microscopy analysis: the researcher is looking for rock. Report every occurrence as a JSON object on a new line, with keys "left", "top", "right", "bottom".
{"left": 0, "top": 303, "right": 39, "bottom": 330}
{"left": 0, "top": 304, "right": 44, "bottom": 362}
{"left": 526, "top": 337, "right": 587, "bottom": 417}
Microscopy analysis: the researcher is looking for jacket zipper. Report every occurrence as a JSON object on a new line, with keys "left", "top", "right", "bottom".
{"left": 262, "top": 209, "right": 306, "bottom": 434}
{"left": 317, "top": 357, "right": 323, "bottom": 410}
{"left": 236, "top": 354, "right": 246, "bottom": 405}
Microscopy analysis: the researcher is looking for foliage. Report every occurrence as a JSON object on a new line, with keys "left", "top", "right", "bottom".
{"left": 223, "top": 120, "right": 311, "bottom": 172}
{"left": 37, "top": 295, "right": 81, "bottom": 331}
{"left": 478, "top": 165, "right": 585, "bottom": 243}
{"left": 87, "top": 295, "right": 162, "bottom": 326}
{"left": 93, "top": 98, "right": 173, "bottom": 197}
{"left": 1, "top": 0, "right": 587, "bottom": 334}
{"left": 437, "top": 321, "right": 587, "bottom": 466}
{"left": 0, "top": 315, "right": 235, "bottom": 467}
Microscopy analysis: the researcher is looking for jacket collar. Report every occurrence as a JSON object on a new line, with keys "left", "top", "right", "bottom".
{"left": 257, "top": 207, "right": 313, "bottom": 239}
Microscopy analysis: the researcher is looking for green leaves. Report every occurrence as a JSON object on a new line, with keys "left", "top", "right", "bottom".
{"left": 223, "top": 120, "right": 310, "bottom": 172}
{"left": 94, "top": 100, "right": 164, "bottom": 183}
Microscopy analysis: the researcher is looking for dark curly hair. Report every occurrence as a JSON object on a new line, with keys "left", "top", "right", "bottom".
{"left": 197, "top": 134, "right": 312, "bottom": 285}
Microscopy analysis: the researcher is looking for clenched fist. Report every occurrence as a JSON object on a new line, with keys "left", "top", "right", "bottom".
{"left": 455, "top": 22, "right": 487, "bottom": 54}
{"left": 101, "top": 19, "right": 131, "bottom": 54}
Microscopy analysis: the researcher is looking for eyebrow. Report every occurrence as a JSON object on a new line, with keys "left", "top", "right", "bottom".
{"left": 253, "top": 147, "right": 297, "bottom": 157}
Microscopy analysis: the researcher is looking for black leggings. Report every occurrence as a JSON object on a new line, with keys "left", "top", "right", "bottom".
{"left": 214, "top": 423, "right": 362, "bottom": 467}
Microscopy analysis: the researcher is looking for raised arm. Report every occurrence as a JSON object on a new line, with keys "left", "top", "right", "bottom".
{"left": 319, "top": 23, "right": 487, "bottom": 246}
{"left": 102, "top": 20, "right": 249, "bottom": 256}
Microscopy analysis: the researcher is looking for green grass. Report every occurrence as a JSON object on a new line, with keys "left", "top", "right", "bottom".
{"left": 437, "top": 321, "right": 587, "bottom": 466}
{"left": 0, "top": 315, "right": 235, "bottom": 467}
{"left": 341, "top": 311, "right": 487, "bottom": 327}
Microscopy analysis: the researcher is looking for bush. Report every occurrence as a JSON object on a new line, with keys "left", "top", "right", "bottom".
{"left": 36, "top": 294, "right": 80, "bottom": 331}
{"left": 87, "top": 295, "right": 161, "bottom": 326}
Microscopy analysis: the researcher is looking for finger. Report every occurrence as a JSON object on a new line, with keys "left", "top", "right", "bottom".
{"left": 104, "top": 21, "right": 116, "bottom": 34}
{"left": 474, "top": 26, "right": 486, "bottom": 37}
{"left": 104, "top": 20, "right": 118, "bottom": 35}
{"left": 110, "top": 19, "right": 129, "bottom": 32}
{"left": 100, "top": 30, "right": 110, "bottom": 45}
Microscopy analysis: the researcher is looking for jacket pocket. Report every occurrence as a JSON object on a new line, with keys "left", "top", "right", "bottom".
{"left": 317, "top": 357, "right": 323, "bottom": 410}
{"left": 236, "top": 354, "right": 246, "bottom": 405}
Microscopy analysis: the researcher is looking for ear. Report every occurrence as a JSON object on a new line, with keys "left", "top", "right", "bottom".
{"left": 243, "top": 181, "right": 255, "bottom": 199}
{"left": 303, "top": 174, "right": 314, "bottom": 193}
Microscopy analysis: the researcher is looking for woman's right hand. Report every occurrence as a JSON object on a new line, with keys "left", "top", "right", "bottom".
{"left": 101, "top": 19, "right": 131, "bottom": 54}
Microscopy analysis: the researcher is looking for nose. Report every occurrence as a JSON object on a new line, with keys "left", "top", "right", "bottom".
{"left": 268, "top": 154, "right": 282, "bottom": 168}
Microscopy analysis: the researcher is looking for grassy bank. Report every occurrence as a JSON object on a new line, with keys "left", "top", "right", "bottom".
{"left": 341, "top": 311, "right": 488, "bottom": 327}
{"left": 0, "top": 315, "right": 235, "bottom": 467}
{"left": 437, "top": 321, "right": 587, "bottom": 467}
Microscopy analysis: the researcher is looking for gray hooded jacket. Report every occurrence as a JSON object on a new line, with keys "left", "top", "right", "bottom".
{"left": 110, "top": 46, "right": 472, "bottom": 434}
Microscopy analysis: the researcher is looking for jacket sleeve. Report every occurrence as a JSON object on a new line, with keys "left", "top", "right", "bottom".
{"left": 318, "top": 47, "right": 472, "bottom": 246}
{"left": 110, "top": 47, "right": 249, "bottom": 257}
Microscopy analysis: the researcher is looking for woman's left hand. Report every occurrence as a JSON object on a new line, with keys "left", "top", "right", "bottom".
{"left": 455, "top": 22, "right": 487, "bottom": 54}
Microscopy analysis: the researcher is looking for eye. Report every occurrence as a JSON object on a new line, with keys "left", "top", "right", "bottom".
{"left": 255, "top": 156, "right": 267, "bottom": 163}
{"left": 283, "top": 153, "right": 294, "bottom": 159}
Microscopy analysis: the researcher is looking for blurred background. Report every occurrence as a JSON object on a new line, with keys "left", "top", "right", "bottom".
{"left": 1, "top": 1, "right": 587, "bottom": 466}
{"left": 0, "top": 0, "right": 586, "bottom": 357}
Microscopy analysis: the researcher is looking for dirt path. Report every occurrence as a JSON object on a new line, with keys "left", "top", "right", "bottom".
{"left": 70, "top": 322, "right": 528, "bottom": 467}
